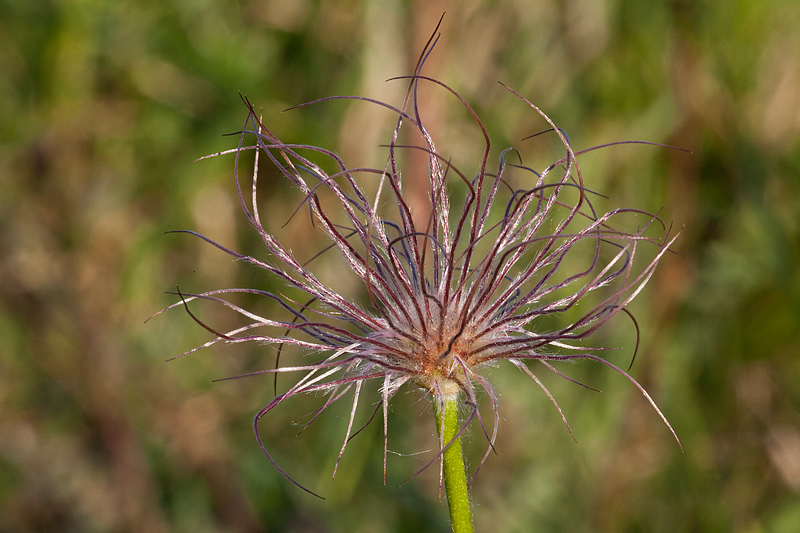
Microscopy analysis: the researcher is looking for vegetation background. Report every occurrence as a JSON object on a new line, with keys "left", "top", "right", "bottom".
{"left": 2, "top": 0, "right": 799, "bottom": 531}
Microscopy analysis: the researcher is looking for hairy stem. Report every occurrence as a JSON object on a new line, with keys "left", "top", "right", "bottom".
{"left": 436, "top": 391, "right": 474, "bottom": 533}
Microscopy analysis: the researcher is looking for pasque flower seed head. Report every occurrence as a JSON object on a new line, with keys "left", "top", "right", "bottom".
{"left": 159, "top": 33, "right": 681, "bottom": 498}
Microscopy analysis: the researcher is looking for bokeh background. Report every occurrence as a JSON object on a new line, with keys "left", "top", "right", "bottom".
{"left": 2, "top": 0, "right": 799, "bottom": 531}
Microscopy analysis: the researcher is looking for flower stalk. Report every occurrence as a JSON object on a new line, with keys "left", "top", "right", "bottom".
{"left": 435, "top": 389, "right": 474, "bottom": 533}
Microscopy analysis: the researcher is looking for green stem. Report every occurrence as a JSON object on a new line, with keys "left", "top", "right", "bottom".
{"left": 435, "top": 391, "right": 474, "bottom": 533}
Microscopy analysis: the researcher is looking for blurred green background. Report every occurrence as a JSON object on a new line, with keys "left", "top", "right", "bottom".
{"left": 2, "top": 0, "right": 799, "bottom": 531}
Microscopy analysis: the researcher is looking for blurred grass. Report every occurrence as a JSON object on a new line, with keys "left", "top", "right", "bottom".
{"left": 2, "top": 1, "right": 799, "bottom": 532}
